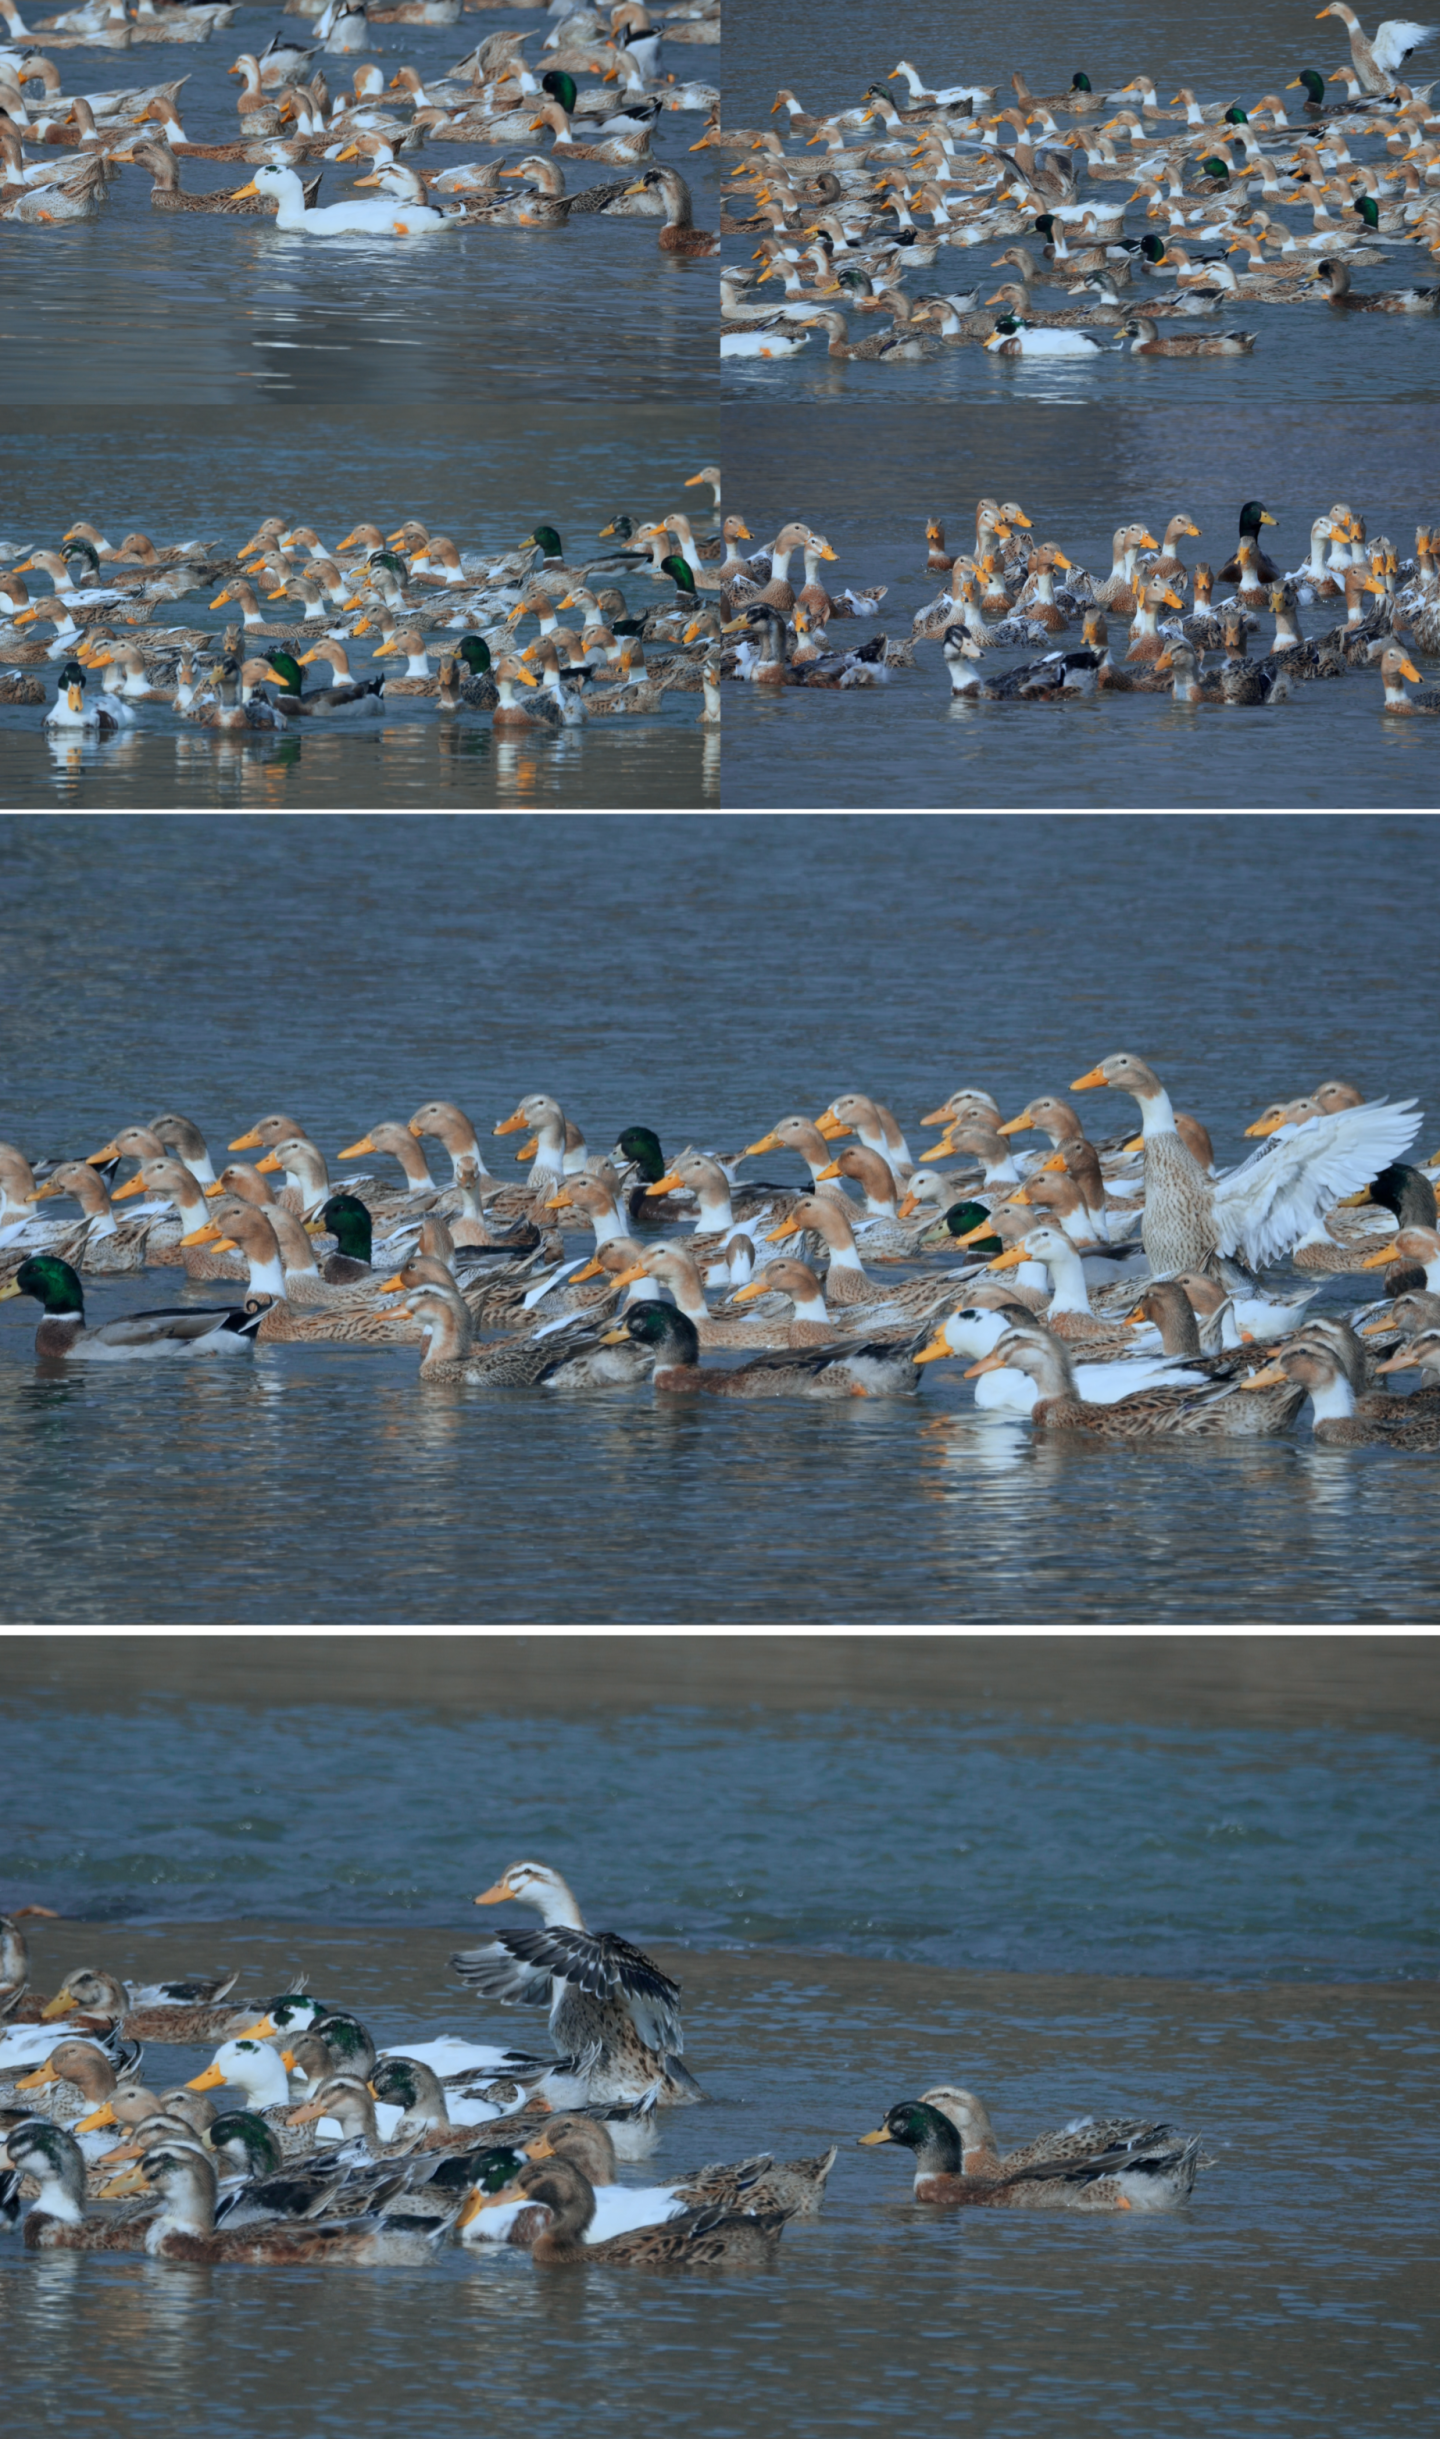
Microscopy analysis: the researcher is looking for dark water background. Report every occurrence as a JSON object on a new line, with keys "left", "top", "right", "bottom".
{"left": 2, "top": 813, "right": 1438, "bottom": 1623}
{"left": 2, "top": 1648, "right": 1437, "bottom": 2437}
{"left": 1, "top": 3, "right": 717, "bottom": 405}
{"left": 722, "top": 404, "right": 1440, "bottom": 806}
{"left": 0, "top": 412, "right": 717, "bottom": 809}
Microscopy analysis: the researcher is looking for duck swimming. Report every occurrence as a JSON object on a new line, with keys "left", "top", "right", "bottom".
{"left": 0, "top": 1256, "right": 261, "bottom": 1358}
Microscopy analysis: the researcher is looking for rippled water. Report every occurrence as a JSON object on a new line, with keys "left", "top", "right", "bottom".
{"left": 3, "top": 1678, "right": 1437, "bottom": 2438}
{"left": 3, "top": 6, "right": 717, "bottom": 404}
{"left": 2, "top": 813, "right": 1438, "bottom": 1622}
{"left": 721, "top": 0, "right": 1440, "bottom": 405}
{"left": 721, "top": 403, "right": 1440, "bottom": 806}
{"left": 0, "top": 412, "right": 717, "bottom": 809}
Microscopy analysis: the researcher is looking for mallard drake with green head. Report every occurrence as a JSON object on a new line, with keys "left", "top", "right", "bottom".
{"left": 0, "top": 1257, "right": 261, "bottom": 1360}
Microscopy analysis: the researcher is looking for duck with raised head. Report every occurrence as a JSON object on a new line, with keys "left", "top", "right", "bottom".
{"left": 1070, "top": 1053, "right": 1420, "bottom": 1276}
{"left": 450, "top": 1859, "right": 699, "bottom": 2109}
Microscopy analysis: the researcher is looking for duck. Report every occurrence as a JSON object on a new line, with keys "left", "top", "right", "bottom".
{"left": 612, "top": 1246, "right": 838, "bottom": 1348}
{"left": 1218, "top": 501, "right": 1283, "bottom": 587}
{"left": 981, "top": 1226, "right": 1138, "bottom": 1344}
{"left": 1315, "top": 5, "right": 1438, "bottom": 94}
{"left": 516, "top": 2112, "right": 837, "bottom": 2221}
{"left": 1, "top": 2121, "right": 152, "bottom": 2252}
{"left": 12, "top": 2036, "right": 153, "bottom": 2143}
{"left": 1070, "top": 1053, "right": 1420, "bottom": 1276}
{"left": 859, "top": 2099, "right": 1203, "bottom": 2210}
{"left": 22, "top": 1160, "right": 162, "bottom": 1273}
{"left": 911, "top": 1305, "right": 1217, "bottom": 1412}
{"left": 337, "top": 1121, "right": 439, "bottom": 1200}
{"left": 289, "top": 640, "right": 387, "bottom": 713}
{"left": 230, "top": 161, "right": 457, "bottom": 234}
{"left": 527, "top": 97, "right": 652, "bottom": 165}
{"left": 985, "top": 314, "right": 1115, "bottom": 355}
{"left": 1313, "top": 253, "right": 1439, "bottom": 309}
{"left": 0, "top": 1255, "right": 261, "bottom": 1359}
{"left": 42, "top": 657, "right": 120, "bottom": 732}
{"left": 1238, "top": 1336, "right": 1440, "bottom": 1446}
{"left": 963, "top": 1327, "right": 1306, "bottom": 1436}
{"left": 457, "top": 2155, "right": 794, "bottom": 2264}
{"left": 389, "top": 1284, "right": 661, "bottom": 1391}
{"left": 97, "top": 2140, "right": 450, "bottom": 2263}
{"left": 37, "top": 1966, "right": 249, "bottom": 2042}
{"left": 366, "top": 2055, "right": 536, "bottom": 2150}
{"left": 450, "top": 1859, "right": 698, "bottom": 2109}
{"left": 597, "top": 1300, "right": 927, "bottom": 1398}
{"left": 619, "top": 163, "right": 716, "bottom": 251}
{"left": 1123, "top": 315, "right": 1255, "bottom": 353}
{"left": 1378, "top": 643, "right": 1440, "bottom": 710}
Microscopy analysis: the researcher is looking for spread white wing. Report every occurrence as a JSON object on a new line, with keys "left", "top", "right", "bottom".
{"left": 1211, "top": 1099, "right": 1422, "bottom": 1267}
{"left": 1372, "top": 20, "right": 1438, "bottom": 75}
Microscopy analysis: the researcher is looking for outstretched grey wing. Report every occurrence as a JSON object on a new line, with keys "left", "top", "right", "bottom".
{"left": 499, "top": 1926, "right": 684, "bottom": 2055}
{"left": 448, "top": 1935, "right": 555, "bottom": 2008}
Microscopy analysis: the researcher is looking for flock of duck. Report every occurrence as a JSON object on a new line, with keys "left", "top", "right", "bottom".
{"left": 717, "top": 494, "right": 1440, "bottom": 713}
{"left": 0, "top": 1872, "right": 1210, "bottom": 2269}
{"left": 1, "top": 1, "right": 719, "bottom": 248}
{"left": 3, "top": 1065, "right": 1439, "bottom": 1445}
{"left": 717, "top": 14, "right": 1440, "bottom": 366}
{"left": 0, "top": 481, "right": 726, "bottom": 737}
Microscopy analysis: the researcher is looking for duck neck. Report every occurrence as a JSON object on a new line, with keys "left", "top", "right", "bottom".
{"left": 1039, "top": 1240, "right": 1092, "bottom": 1314}
{"left": 1306, "top": 1370, "right": 1356, "bottom": 1423}
{"left": 246, "top": 1251, "right": 288, "bottom": 1298}
{"left": 691, "top": 1189, "right": 734, "bottom": 1233}
{"left": 1137, "top": 1083, "right": 1177, "bottom": 1140}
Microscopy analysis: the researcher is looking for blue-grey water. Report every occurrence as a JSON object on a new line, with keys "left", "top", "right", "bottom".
{"left": 2, "top": 1664, "right": 1437, "bottom": 2439}
{"left": 3, "top": 811, "right": 1439, "bottom": 1624}
{"left": 2, "top": 4, "right": 717, "bottom": 405}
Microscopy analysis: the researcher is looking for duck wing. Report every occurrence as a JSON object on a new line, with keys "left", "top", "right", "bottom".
{"left": 464, "top": 1926, "right": 683, "bottom": 2054}
{"left": 1211, "top": 1099, "right": 1422, "bottom": 1266}
{"left": 92, "top": 1304, "right": 261, "bottom": 1347}
{"left": 448, "top": 1935, "right": 555, "bottom": 2008}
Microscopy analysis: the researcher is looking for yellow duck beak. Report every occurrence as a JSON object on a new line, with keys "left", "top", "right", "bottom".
{"left": 912, "top": 1331, "right": 954, "bottom": 1365}
{"left": 986, "top": 1244, "right": 1029, "bottom": 1273}
{"left": 185, "top": 2062, "right": 229, "bottom": 2093}
{"left": 110, "top": 1174, "right": 149, "bottom": 1203}
{"left": 813, "top": 1159, "right": 843, "bottom": 1181}
{"left": 1070, "top": 1066, "right": 1108, "bottom": 1090}
{"left": 857, "top": 2126, "right": 894, "bottom": 2145}
{"left": 1359, "top": 1243, "right": 1401, "bottom": 1270}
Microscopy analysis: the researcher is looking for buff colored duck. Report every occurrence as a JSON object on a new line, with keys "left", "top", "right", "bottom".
{"left": 459, "top": 2155, "right": 793, "bottom": 2264}
{"left": 964, "top": 1327, "right": 1305, "bottom": 1436}
{"left": 1240, "top": 1334, "right": 1440, "bottom": 1446}
{"left": 38, "top": 1965, "right": 248, "bottom": 2043}
{"left": 1071, "top": 1053, "right": 1420, "bottom": 1276}
{"left": 451, "top": 1859, "right": 698, "bottom": 2110}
